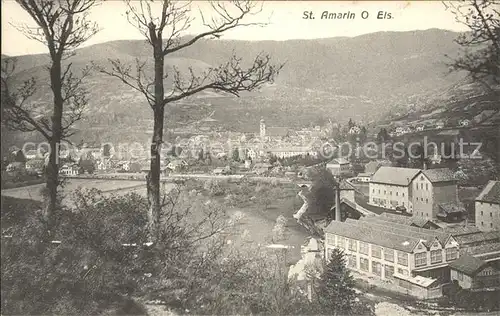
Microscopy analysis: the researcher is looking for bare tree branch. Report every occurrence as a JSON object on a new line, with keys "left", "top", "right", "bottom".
{"left": 443, "top": 0, "right": 500, "bottom": 92}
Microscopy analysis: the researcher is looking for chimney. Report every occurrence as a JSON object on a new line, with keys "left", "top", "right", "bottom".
{"left": 335, "top": 179, "right": 341, "bottom": 221}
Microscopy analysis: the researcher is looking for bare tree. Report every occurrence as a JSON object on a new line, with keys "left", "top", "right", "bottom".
{"left": 99, "top": 0, "right": 282, "bottom": 240}
{"left": 444, "top": 0, "right": 500, "bottom": 93}
{"left": 3, "top": 0, "right": 99, "bottom": 234}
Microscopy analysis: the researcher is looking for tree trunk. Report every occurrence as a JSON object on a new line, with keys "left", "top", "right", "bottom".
{"left": 147, "top": 33, "right": 165, "bottom": 240}
{"left": 43, "top": 58, "right": 63, "bottom": 233}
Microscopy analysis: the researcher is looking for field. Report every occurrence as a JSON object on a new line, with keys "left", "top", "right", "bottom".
{"left": 0, "top": 178, "right": 151, "bottom": 203}
{"left": 1, "top": 177, "right": 310, "bottom": 263}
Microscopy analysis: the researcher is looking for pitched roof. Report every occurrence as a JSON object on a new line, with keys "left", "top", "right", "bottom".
{"left": 454, "top": 231, "right": 500, "bottom": 247}
{"left": 371, "top": 167, "right": 420, "bottom": 186}
{"left": 476, "top": 180, "right": 500, "bottom": 204}
{"left": 324, "top": 220, "right": 420, "bottom": 252}
{"left": 378, "top": 212, "right": 435, "bottom": 228}
{"left": 449, "top": 255, "right": 487, "bottom": 276}
{"left": 440, "top": 225, "right": 481, "bottom": 236}
{"left": 463, "top": 242, "right": 500, "bottom": 258}
{"left": 438, "top": 203, "right": 466, "bottom": 215}
{"left": 356, "top": 217, "right": 449, "bottom": 246}
{"left": 339, "top": 179, "right": 355, "bottom": 190}
{"left": 325, "top": 218, "right": 450, "bottom": 252}
{"left": 421, "top": 168, "right": 457, "bottom": 183}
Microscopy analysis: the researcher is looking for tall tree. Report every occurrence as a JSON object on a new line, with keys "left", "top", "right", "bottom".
{"left": 99, "top": 0, "right": 282, "bottom": 240}
{"left": 444, "top": 0, "right": 500, "bottom": 94}
{"left": 2, "top": 0, "right": 98, "bottom": 233}
{"left": 316, "top": 248, "right": 357, "bottom": 316}
{"left": 306, "top": 167, "right": 337, "bottom": 218}
{"left": 232, "top": 147, "right": 240, "bottom": 161}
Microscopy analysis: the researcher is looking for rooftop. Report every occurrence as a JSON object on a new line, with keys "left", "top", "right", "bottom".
{"left": 324, "top": 218, "right": 450, "bottom": 252}
{"left": 438, "top": 203, "right": 466, "bottom": 215}
{"left": 454, "top": 230, "right": 500, "bottom": 247}
{"left": 356, "top": 217, "right": 449, "bottom": 246}
{"left": 449, "top": 255, "right": 487, "bottom": 276}
{"left": 379, "top": 212, "right": 438, "bottom": 228}
{"left": 476, "top": 180, "right": 500, "bottom": 204}
{"left": 421, "top": 168, "right": 456, "bottom": 183}
{"left": 371, "top": 166, "right": 421, "bottom": 186}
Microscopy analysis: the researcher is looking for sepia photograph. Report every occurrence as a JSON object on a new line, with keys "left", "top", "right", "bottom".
{"left": 1, "top": 0, "right": 499, "bottom": 315}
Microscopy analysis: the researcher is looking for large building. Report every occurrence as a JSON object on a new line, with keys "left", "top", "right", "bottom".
{"left": 369, "top": 167, "right": 461, "bottom": 220}
{"left": 475, "top": 180, "right": 500, "bottom": 232}
{"left": 268, "top": 147, "right": 318, "bottom": 159}
{"left": 326, "top": 158, "right": 351, "bottom": 177}
{"left": 324, "top": 212, "right": 500, "bottom": 298}
{"left": 369, "top": 167, "right": 420, "bottom": 212}
{"left": 412, "top": 168, "right": 459, "bottom": 220}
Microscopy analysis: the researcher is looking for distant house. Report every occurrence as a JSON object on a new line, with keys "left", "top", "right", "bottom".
{"left": 416, "top": 125, "right": 425, "bottom": 132}
{"left": 59, "top": 163, "right": 79, "bottom": 176}
{"left": 97, "top": 158, "right": 113, "bottom": 171}
{"left": 268, "top": 147, "right": 317, "bottom": 159}
{"left": 475, "top": 180, "right": 500, "bottom": 232}
{"left": 357, "top": 172, "right": 373, "bottom": 183}
{"left": 326, "top": 158, "right": 351, "bottom": 177}
{"left": 436, "top": 120, "right": 445, "bottom": 129}
{"left": 436, "top": 203, "right": 467, "bottom": 223}
{"left": 449, "top": 255, "right": 500, "bottom": 290}
{"left": 166, "top": 159, "right": 188, "bottom": 172}
{"left": 213, "top": 166, "right": 233, "bottom": 175}
{"left": 339, "top": 180, "right": 356, "bottom": 201}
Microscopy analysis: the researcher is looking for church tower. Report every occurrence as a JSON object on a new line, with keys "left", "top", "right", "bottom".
{"left": 260, "top": 118, "right": 266, "bottom": 139}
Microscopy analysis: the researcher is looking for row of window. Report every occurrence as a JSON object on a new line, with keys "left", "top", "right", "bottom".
{"left": 345, "top": 253, "right": 407, "bottom": 278}
{"left": 415, "top": 248, "right": 458, "bottom": 267}
{"left": 372, "top": 188, "right": 405, "bottom": 197}
{"left": 480, "top": 222, "right": 494, "bottom": 228}
{"left": 415, "top": 197, "right": 429, "bottom": 203}
{"left": 335, "top": 237, "right": 408, "bottom": 266}
{"left": 479, "top": 211, "right": 494, "bottom": 217}
{"left": 330, "top": 234, "right": 460, "bottom": 268}
{"left": 415, "top": 182, "right": 429, "bottom": 191}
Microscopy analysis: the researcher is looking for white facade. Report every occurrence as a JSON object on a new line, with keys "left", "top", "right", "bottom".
{"left": 369, "top": 182, "right": 412, "bottom": 211}
{"left": 475, "top": 201, "right": 500, "bottom": 232}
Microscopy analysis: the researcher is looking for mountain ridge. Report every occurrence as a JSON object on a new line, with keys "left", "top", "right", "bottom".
{"left": 2, "top": 28, "right": 472, "bottom": 146}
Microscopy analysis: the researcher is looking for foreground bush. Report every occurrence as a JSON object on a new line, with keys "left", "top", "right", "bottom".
{"left": 1, "top": 188, "right": 326, "bottom": 315}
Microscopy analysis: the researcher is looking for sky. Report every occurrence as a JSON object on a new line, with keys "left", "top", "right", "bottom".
{"left": 1, "top": 0, "right": 468, "bottom": 56}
